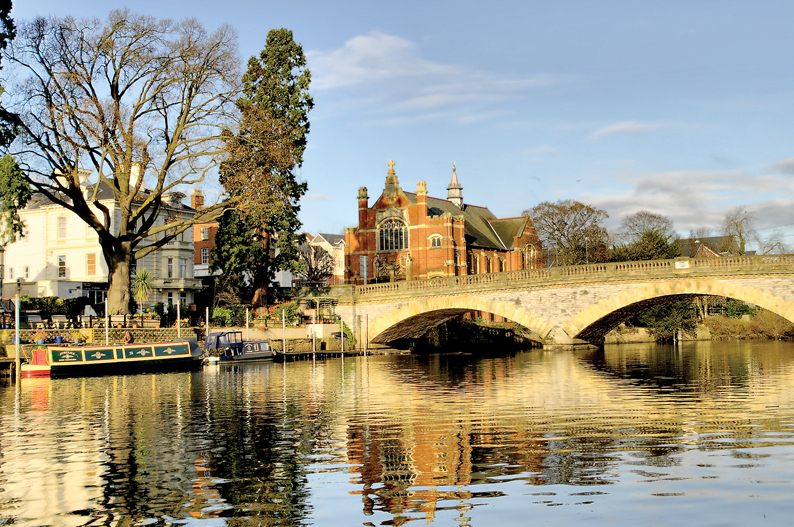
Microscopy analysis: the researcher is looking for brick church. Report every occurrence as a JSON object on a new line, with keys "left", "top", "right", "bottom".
{"left": 345, "top": 160, "right": 544, "bottom": 284}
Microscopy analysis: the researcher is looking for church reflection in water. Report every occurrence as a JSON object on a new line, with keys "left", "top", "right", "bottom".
{"left": 2, "top": 341, "right": 794, "bottom": 525}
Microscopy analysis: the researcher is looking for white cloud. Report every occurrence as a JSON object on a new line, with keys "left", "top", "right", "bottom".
{"left": 591, "top": 120, "right": 672, "bottom": 139}
{"left": 308, "top": 32, "right": 560, "bottom": 119}
{"left": 770, "top": 157, "right": 794, "bottom": 174}
{"left": 582, "top": 166, "right": 794, "bottom": 233}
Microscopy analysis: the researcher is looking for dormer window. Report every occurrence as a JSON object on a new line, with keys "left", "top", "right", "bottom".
{"left": 379, "top": 220, "right": 407, "bottom": 251}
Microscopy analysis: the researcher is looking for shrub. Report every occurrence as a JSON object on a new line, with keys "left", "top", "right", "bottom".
{"left": 272, "top": 302, "right": 300, "bottom": 325}
{"left": 212, "top": 307, "right": 235, "bottom": 327}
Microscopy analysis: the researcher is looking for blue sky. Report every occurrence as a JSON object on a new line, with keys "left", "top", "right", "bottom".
{"left": 13, "top": 1, "right": 794, "bottom": 247}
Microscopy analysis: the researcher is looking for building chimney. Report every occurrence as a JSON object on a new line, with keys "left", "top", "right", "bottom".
{"left": 130, "top": 162, "right": 143, "bottom": 189}
{"left": 417, "top": 180, "right": 428, "bottom": 220}
{"left": 358, "top": 186, "right": 369, "bottom": 227}
{"left": 447, "top": 163, "right": 463, "bottom": 208}
{"left": 191, "top": 189, "right": 204, "bottom": 209}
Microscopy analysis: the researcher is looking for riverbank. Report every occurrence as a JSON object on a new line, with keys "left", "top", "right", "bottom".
{"left": 606, "top": 312, "right": 794, "bottom": 343}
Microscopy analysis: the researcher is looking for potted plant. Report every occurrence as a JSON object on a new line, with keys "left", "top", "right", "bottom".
{"left": 71, "top": 330, "right": 83, "bottom": 344}
{"left": 33, "top": 329, "right": 47, "bottom": 344}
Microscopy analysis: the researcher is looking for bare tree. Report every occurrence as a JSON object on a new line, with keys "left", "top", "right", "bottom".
{"left": 721, "top": 207, "right": 756, "bottom": 255}
{"left": 297, "top": 243, "right": 335, "bottom": 286}
{"left": 616, "top": 211, "right": 676, "bottom": 244}
{"left": 4, "top": 11, "right": 240, "bottom": 312}
{"left": 524, "top": 200, "right": 609, "bottom": 266}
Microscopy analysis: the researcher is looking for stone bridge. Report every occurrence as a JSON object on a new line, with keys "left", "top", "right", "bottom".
{"left": 318, "top": 255, "right": 794, "bottom": 348}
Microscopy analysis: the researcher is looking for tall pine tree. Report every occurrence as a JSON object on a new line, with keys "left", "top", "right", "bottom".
{"left": 213, "top": 29, "right": 313, "bottom": 307}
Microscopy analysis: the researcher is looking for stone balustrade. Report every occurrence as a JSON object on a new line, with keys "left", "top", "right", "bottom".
{"left": 351, "top": 255, "right": 794, "bottom": 301}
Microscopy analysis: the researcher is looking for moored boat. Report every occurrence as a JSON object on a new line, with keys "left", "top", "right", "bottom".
{"left": 203, "top": 331, "right": 275, "bottom": 363}
{"left": 21, "top": 339, "right": 202, "bottom": 378}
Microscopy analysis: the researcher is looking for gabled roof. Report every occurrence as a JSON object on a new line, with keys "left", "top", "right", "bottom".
{"left": 400, "top": 192, "right": 527, "bottom": 251}
{"left": 489, "top": 217, "right": 530, "bottom": 249}
{"left": 313, "top": 233, "right": 346, "bottom": 246}
{"left": 680, "top": 235, "right": 738, "bottom": 257}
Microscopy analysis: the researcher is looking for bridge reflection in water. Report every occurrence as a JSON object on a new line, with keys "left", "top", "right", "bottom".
{"left": 1, "top": 342, "right": 794, "bottom": 525}
{"left": 325, "top": 255, "right": 794, "bottom": 346}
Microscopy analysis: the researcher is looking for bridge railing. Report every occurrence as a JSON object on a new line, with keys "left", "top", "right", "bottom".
{"left": 352, "top": 255, "right": 794, "bottom": 300}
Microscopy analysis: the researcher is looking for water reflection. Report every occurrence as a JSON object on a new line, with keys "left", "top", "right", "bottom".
{"left": 1, "top": 342, "right": 794, "bottom": 525}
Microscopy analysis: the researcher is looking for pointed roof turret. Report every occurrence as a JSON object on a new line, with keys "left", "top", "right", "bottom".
{"left": 447, "top": 163, "right": 463, "bottom": 208}
{"left": 384, "top": 159, "right": 401, "bottom": 198}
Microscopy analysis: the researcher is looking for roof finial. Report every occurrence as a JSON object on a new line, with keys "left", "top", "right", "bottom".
{"left": 385, "top": 159, "right": 400, "bottom": 197}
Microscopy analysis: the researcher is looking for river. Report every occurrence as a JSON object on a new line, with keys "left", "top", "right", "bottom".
{"left": 2, "top": 340, "right": 794, "bottom": 526}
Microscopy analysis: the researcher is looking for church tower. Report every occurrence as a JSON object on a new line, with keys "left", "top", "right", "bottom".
{"left": 447, "top": 163, "right": 463, "bottom": 208}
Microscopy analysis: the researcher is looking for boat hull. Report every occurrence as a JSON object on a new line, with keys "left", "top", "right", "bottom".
{"left": 21, "top": 340, "right": 202, "bottom": 378}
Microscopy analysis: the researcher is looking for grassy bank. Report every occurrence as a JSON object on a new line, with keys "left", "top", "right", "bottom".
{"left": 606, "top": 310, "right": 794, "bottom": 344}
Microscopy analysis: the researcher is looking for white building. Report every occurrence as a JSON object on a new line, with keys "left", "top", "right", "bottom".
{"left": 308, "top": 233, "right": 346, "bottom": 285}
{"left": 2, "top": 184, "right": 201, "bottom": 308}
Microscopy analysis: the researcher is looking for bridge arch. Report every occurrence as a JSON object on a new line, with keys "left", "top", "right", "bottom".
{"left": 368, "top": 296, "right": 552, "bottom": 345}
{"left": 566, "top": 278, "right": 794, "bottom": 343}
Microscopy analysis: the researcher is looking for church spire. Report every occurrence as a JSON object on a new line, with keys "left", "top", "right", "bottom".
{"left": 447, "top": 162, "right": 463, "bottom": 208}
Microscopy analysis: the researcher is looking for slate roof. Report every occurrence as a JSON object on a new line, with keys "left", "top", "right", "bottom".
{"left": 23, "top": 182, "right": 195, "bottom": 213}
{"left": 401, "top": 192, "right": 527, "bottom": 251}
{"left": 680, "top": 235, "right": 738, "bottom": 257}
{"left": 315, "top": 233, "right": 346, "bottom": 246}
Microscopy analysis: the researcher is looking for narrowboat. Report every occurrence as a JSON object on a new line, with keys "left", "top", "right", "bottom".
{"left": 21, "top": 339, "right": 203, "bottom": 378}
{"left": 203, "top": 331, "right": 275, "bottom": 363}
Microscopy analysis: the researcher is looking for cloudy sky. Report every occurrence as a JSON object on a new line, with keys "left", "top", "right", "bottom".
{"left": 13, "top": 1, "right": 794, "bottom": 248}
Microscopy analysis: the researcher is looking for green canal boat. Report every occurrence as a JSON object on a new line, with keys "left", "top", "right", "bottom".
{"left": 21, "top": 339, "right": 203, "bottom": 378}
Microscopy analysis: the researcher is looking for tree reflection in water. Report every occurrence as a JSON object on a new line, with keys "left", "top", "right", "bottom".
{"left": 1, "top": 341, "right": 794, "bottom": 525}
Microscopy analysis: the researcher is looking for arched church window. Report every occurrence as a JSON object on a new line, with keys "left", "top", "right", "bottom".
{"left": 379, "top": 220, "right": 408, "bottom": 251}
{"left": 429, "top": 235, "right": 442, "bottom": 248}
{"left": 523, "top": 244, "right": 536, "bottom": 269}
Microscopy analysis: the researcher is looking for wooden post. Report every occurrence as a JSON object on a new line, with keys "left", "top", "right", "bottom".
{"left": 205, "top": 306, "right": 210, "bottom": 339}
{"left": 104, "top": 301, "right": 109, "bottom": 345}
{"left": 177, "top": 301, "right": 181, "bottom": 338}
{"left": 246, "top": 307, "right": 249, "bottom": 341}
{"left": 14, "top": 294, "right": 20, "bottom": 383}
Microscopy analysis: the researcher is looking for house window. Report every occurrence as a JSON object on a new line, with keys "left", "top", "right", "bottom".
{"left": 180, "top": 292, "right": 187, "bottom": 305}
{"left": 378, "top": 220, "right": 407, "bottom": 251}
{"left": 167, "top": 257, "right": 174, "bottom": 278}
{"left": 179, "top": 258, "right": 186, "bottom": 279}
{"left": 430, "top": 236, "right": 442, "bottom": 248}
{"left": 167, "top": 292, "right": 173, "bottom": 307}
{"left": 86, "top": 253, "right": 96, "bottom": 276}
{"left": 201, "top": 248, "right": 209, "bottom": 264}
{"left": 7, "top": 267, "right": 12, "bottom": 280}
{"left": 57, "top": 217, "right": 66, "bottom": 239}
{"left": 58, "top": 255, "right": 66, "bottom": 278}
{"left": 201, "top": 227, "right": 209, "bottom": 240}
{"left": 22, "top": 227, "right": 29, "bottom": 245}
{"left": 24, "top": 266, "right": 29, "bottom": 279}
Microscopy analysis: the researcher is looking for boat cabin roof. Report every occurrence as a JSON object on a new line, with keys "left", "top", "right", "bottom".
{"left": 204, "top": 331, "right": 244, "bottom": 350}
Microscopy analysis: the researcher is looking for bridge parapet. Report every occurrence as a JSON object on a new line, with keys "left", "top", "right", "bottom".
{"left": 349, "top": 255, "right": 794, "bottom": 302}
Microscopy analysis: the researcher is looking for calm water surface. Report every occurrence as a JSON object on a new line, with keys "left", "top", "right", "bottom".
{"left": 2, "top": 340, "right": 794, "bottom": 526}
